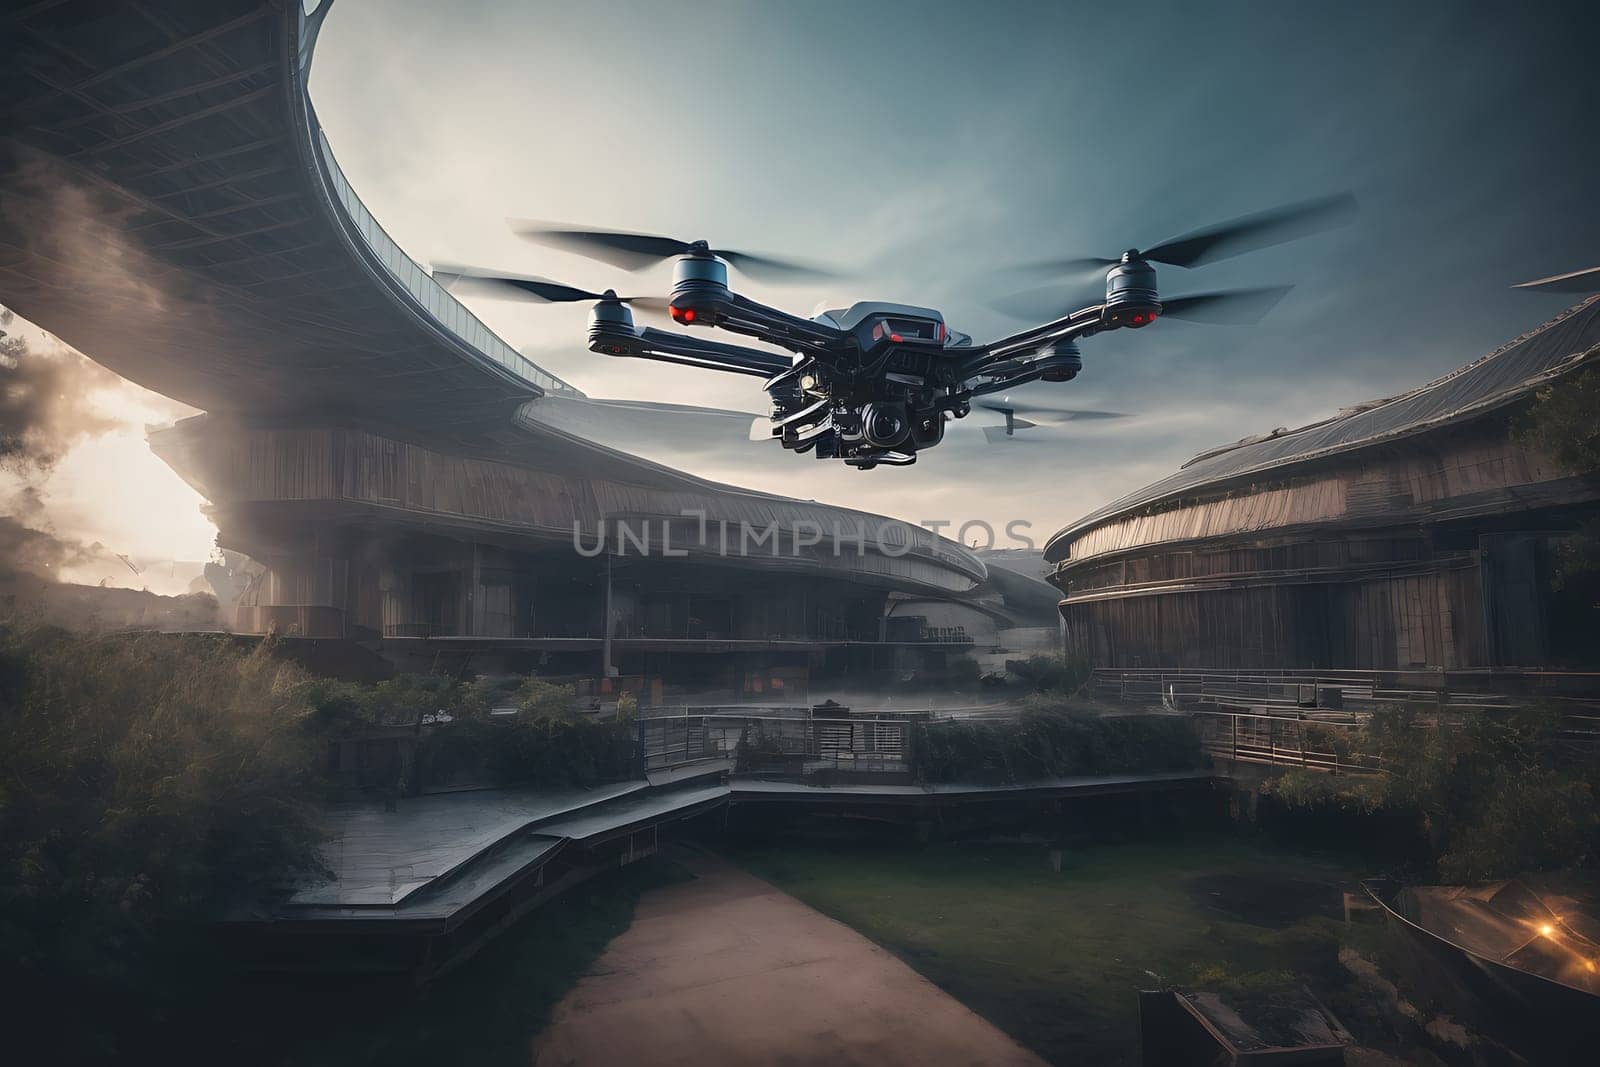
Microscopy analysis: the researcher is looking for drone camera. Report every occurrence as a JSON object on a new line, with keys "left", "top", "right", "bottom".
{"left": 910, "top": 412, "right": 945, "bottom": 448}
{"left": 861, "top": 401, "right": 910, "bottom": 448}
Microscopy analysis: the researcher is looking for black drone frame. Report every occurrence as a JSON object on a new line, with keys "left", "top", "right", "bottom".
{"left": 445, "top": 194, "right": 1357, "bottom": 468}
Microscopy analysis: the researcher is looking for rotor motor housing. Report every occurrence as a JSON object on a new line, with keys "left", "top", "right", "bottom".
{"left": 669, "top": 255, "right": 730, "bottom": 325}
{"left": 1039, "top": 341, "right": 1083, "bottom": 382}
{"left": 1102, "top": 255, "right": 1161, "bottom": 328}
{"left": 587, "top": 300, "right": 645, "bottom": 356}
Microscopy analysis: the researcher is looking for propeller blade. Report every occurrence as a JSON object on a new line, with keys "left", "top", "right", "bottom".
{"left": 432, "top": 264, "right": 605, "bottom": 302}
{"left": 1143, "top": 193, "right": 1357, "bottom": 268}
{"left": 1158, "top": 285, "right": 1293, "bottom": 325}
{"left": 717, "top": 249, "right": 838, "bottom": 282}
{"left": 431, "top": 263, "right": 666, "bottom": 312}
{"left": 987, "top": 284, "right": 1088, "bottom": 322}
{"left": 1008, "top": 255, "right": 1119, "bottom": 277}
{"left": 512, "top": 219, "right": 836, "bottom": 281}
{"left": 510, "top": 220, "right": 690, "bottom": 270}
{"left": 983, "top": 425, "right": 1043, "bottom": 444}
{"left": 975, "top": 399, "right": 1128, "bottom": 420}
{"left": 1512, "top": 266, "right": 1600, "bottom": 293}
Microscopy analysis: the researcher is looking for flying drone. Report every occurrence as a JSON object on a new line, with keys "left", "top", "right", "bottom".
{"left": 437, "top": 194, "right": 1355, "bottom": 469}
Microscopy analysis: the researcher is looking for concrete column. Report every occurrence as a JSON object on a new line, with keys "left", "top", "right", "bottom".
{"left": 601, "top": 553, "right": 617, "bottom": 677}
{"left": 251, "top": 553, "right": 349, "bottom": 637}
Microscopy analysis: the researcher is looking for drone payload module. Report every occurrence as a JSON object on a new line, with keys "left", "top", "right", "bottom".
{"left": 435, "top": 194, "right": 1356, "bottom": 469}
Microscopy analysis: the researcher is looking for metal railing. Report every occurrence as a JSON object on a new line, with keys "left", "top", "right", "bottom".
{"left": 1093, "top": 667, "right": 1600, "bottom": 769}
{"left": 1090, "top": 666, "right": 1600, "bottom": 715}
{"left": 312, "top": 132, "right": 582, "bottom": 399}
{"left": 636, "top": 707, "right": 919, "bottom": 772}
{"left": 1189, "top": 708, "right": 1378, "bottom": 775}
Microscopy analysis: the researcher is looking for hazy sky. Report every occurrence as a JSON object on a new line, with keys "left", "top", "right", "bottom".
{"left": 303, "top": 0, "right": 1600, "bottom": 543}
{"left": 10, "top": 0, "right": 1600, "bottom": 576}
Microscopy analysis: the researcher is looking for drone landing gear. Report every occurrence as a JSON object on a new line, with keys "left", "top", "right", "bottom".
{"left": 846, "top": 450, "right": 916, "bottom": 470}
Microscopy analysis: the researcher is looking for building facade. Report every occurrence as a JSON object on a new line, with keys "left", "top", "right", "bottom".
{"left": 1046, "top": 299, "right": 1600, "bottom": 672}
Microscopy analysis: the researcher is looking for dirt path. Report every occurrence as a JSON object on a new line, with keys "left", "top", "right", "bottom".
{"left": 532, "top": 848, "right": 1046, "bottom": 1067}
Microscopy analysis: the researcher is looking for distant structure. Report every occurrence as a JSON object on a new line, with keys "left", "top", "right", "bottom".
{"left": 1045, "top": 298, "right": 1600, "bottom": 672}
{"left": 0, "top": 1, "right": 1053, "bottom": 689}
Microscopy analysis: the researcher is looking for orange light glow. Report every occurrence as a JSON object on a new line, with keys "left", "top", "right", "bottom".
{"left": 1539, "top": 923, "right": 1556, "bottom": 938}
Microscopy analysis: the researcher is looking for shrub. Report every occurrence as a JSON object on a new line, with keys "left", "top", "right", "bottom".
{"left": 0, "top": 623, "right": 326, "bottom": 1060}
{"left": 1007, "top": 653, "right": 1092, "bottom": 694}
{"left": 476, "top": 715, "right": 636, "bottom": 787}
{"left": 909, "top": 707, "right": 1203, "bottom": 784}
{"left": 515, "top": 675, "right": 576, "bottom": 718}
{"left": 615, "top": 690, "right": 638, "bottom": 721}
{"left": 1263, "top": 705, "right": 1599, "bottom": 880}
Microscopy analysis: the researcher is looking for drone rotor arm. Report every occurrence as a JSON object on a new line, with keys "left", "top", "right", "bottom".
{"left": 959, "top": 305, "right": 1103, "bottom": 381}
{"left": 592, "top": 326, "right": 794, "bottom": 377}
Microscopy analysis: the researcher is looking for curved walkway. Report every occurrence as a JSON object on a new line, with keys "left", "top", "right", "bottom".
{"left": 532, "top": 848, "right": 1044, "bottom": 1067}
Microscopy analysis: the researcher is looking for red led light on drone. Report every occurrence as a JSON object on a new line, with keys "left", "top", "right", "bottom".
{"left": 670, "top": 306, "right": 697, "bottom": 323}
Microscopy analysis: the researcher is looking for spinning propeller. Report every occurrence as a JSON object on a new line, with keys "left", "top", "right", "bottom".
{"left": 990, "top": 284, "right": 1293, "bottom": 325}
{"left": 1513, "top": 266, "right": 1600, "bottom": 294}
{"left": 975, "top": 396, "right": 1128, "bottom": 442}
{"left": 1021, "top": 192, "right": 1358, "bottom": 275}
{"left": 510, "top": 220, "right": 837, "bottom": 282}
{"left": 430, "top": 264, "right": 670, "bottom": 316}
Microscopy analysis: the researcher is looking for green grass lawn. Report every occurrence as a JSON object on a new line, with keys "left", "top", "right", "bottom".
{"left": 730, "top": 834, "right": 1361, "bottom": 1066}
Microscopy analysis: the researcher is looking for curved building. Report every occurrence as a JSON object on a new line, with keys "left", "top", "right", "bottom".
{"left": 1045, "top": 298, "right": 1600, "bottom": 672}
{"left": 0, "top": 1, "right": 1050, "bottom": 684}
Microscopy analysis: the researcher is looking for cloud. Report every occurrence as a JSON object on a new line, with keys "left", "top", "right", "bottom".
{"left": 1, "top": 308, "right": 127, "bottom": 475}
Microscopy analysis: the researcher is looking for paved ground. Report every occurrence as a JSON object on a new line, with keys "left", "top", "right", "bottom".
{"left": 532, "top": 848, "right": 1046, "bottom": 1066}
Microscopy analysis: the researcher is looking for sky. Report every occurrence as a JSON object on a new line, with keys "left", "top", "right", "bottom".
{"left": 6, "top": 0, "right": 1600, "bottom": 574}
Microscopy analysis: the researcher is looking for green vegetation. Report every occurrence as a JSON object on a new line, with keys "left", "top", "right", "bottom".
{"left": 424, "top": 714, "right": 636, "bottom": 788}
{"left": 304, "top": 669, "right": 636, "bottom": 790}
{"left": 0, "top": 622, "right": 327, "bottom": 1063}
{"left": 731, "top": 837, "right": 1354, "bottom": 1066}
{"left": 1519, "top": 361, "right": 1600, "bottom": 474}
{"left": 1006, "top": 652, "right": 1093, "bottom": 694}
{"left": 909, "top": 702, "right": 1202, "bottom": 784}
{"left": 1262, "top": 705, "right": 1599, "bottom": 881}
{"left": 0, "top": 622, "right": 638, "bottom": 1062}
{"left": 301, "top": 671, "right": 577, "bottom": 729}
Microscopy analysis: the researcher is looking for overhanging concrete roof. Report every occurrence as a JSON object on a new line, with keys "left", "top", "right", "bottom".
{"left": 0, "top": 1, "right": 994, "bottom": 596}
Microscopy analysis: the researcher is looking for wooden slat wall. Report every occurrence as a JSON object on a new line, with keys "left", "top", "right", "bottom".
{"left": 1063, "top": 565, "right": 1487, "bottom": 669}
{"left": 1062, "top": 424, "right": 1568, "bottom": 566}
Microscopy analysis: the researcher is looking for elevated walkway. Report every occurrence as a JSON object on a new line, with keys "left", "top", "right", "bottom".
{"left": 235, "top": 767, "right": 1214, "bottom": 978}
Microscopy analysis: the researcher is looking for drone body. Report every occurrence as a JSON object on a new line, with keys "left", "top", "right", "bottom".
{"left": 581, "top": 247, "right": 1161, "bottom": 468}
{"left": 443, "top": 195, "right": 1356, "bottom": 469}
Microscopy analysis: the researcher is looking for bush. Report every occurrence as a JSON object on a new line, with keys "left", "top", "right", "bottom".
{"left": 0, "top": 623, "right": 327, "bottom": 1060}
{"left": 1263, "top": 705, "right": 1599, "bottom": 880}
{"left": 467, "top": 715, "right": 635, "bottom": 787}
{"left": 1007, "top": 653, "right": 1092, "bottom": 694}
{"left": 909, "top": 707, "right": 1203, "bottom": 784}
{"left": 615, "top": 690, "right": 638, "bottom": 721}
{"left": 1518, "top": 362, "right": 1600, "bottom": 474}
{"left": 514, "top": 675, "right": 576, "bottom": 718}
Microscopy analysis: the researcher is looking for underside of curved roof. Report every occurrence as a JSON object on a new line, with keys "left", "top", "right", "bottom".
{"left": 0, "top": 0, "right": 990, "bottom": 594}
